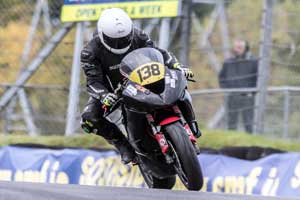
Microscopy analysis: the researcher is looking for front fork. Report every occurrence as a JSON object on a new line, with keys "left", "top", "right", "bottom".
{"left": 146, "top": 114, "right": 173, "bottom": 164}
{"left": 172, "top": 105, "right": 198, "bottom": 144}
{"left": 146, "top": 106, "right": 199, "bottom": 163}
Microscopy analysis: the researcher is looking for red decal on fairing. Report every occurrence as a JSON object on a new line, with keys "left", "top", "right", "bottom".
{"left": 135, "top": 84, "right": 148, "bottom": 93}
{"left": 159, "top": 116, "right": 180, "bottom": 126}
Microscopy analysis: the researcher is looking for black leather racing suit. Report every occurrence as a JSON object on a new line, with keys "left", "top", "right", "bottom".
{"left": 80, "top": 28, "right": 198, "bottom": 143}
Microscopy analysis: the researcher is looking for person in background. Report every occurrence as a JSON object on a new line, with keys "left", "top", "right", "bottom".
{"left": 218, "top": 39, "right": 258, "bottom": 133}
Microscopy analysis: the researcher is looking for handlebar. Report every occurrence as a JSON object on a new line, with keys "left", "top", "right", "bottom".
{"left": 173, "top": 67, "right": 196, "bottom": 83}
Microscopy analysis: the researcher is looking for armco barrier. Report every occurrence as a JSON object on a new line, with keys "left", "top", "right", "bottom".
{"left": 1, "top": 146, "right": 300, "bottom": 197}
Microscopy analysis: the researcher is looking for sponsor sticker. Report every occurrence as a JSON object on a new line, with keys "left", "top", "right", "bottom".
{"left": 126, "top": 84, "right": 137, "bottom": 96}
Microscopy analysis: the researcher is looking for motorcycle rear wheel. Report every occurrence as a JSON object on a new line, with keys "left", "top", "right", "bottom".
{"left": 138, "top": 165, "right": 176, "bottom": 189}
{"left": 165, "top": 122, "right": 203, "bottom": 191}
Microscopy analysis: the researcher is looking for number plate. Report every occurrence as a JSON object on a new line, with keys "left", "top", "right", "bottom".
{"left": 129, "top": 62, "right": 165, "bottom": 86}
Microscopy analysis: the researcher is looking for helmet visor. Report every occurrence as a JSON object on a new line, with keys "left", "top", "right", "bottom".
{"left": 103, "top": 31, "right": 133, "bottom": 50}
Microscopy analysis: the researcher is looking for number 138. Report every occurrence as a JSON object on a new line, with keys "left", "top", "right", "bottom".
{"left": 137, "top": 64, "right": 161, "bottom": 83}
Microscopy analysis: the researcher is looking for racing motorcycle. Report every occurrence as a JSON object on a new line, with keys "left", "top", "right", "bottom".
{"left": 104, "top": 47, "right": 203, "bottom": 191}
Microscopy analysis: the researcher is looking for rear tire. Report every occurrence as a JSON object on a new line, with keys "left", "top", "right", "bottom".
{"left": 138, "top": 165, "right": 176, "bottom": 189}
{"left": 165, "top": 122, "right": 203, "bottom": 191}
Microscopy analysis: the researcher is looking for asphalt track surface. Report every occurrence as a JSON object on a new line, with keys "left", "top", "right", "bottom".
{"left": 1, "top": 181, "right": 300, "bottom": 200}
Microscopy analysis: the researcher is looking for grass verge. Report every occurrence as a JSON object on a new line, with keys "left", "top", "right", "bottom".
{"left": 1, "top": 130, "right": 300, "bottom": 151}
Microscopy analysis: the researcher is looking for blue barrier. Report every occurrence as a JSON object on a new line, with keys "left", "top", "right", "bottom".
{"left": 0, "top": 146, "right": 299, "bottom": 197}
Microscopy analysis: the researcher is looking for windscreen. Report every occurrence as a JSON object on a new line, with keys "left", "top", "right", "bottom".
{"left": 120, "top": 48, "right": 165, "bottom": 86}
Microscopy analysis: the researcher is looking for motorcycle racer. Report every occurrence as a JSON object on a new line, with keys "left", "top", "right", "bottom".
{"left": 80, "top": 8, "right": 200, "bottom": 164}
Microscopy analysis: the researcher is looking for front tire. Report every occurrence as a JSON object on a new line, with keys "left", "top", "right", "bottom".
{"left": 165, "top": 122, "right": 203, "bottom": 191}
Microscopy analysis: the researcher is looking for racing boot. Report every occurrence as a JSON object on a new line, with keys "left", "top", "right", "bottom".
{"left": 178, "top": 91, "right": 201, "bottom": 155}
{"left": 178, "top": 91, "right": 202, "bottom": 138}
{"left": 189, "top": 120, "right": 202, "bottom": 138}
{"left": 81, "top": 118, "right": 135, "bottom": 164}
{"left": 108, "top": 134, "right": 136, "bottom": 164}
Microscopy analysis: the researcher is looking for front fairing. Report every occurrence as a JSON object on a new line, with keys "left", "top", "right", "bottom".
{"left": 120, "top": 48, "right": 166, "bottom": 86}
{"left": 122, "top": 68, "right": 187, "bottom": 111}
{"left": 162, "top": 68, "right": 187, "bottom": 103}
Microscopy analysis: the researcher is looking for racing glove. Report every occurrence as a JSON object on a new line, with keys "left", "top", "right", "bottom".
{"left": 100, "top": 93, "right": 118, "bottom": 107}
{"left": 181, "top": 68, "right": 194, "bottom": 79}
{"left": 173, "top": 62, "right": 194, "bottom": 79}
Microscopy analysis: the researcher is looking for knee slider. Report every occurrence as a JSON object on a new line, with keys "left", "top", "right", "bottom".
{"left": 81, "top": 119, "right": 94, "bottom": 134}
{"left": 81, "top": 113, "right": 99, "bottom": 134}
{"left": 81, "top": 113, "right": 116, "bottom": 138}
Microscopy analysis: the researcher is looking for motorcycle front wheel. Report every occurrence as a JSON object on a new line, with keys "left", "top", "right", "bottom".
{"left": 165, "top": 122, "right": 203, "bottom": 191}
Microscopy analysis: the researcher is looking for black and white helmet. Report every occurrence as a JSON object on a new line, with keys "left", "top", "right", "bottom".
{"left": 97, "top": 8, "right": 133, "bottom": 54}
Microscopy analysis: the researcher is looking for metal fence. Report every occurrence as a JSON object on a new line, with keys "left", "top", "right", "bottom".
{"left": 1, "top": 0, "right": 300, "bottom": 139}
{"left": 191, "top": 87, "right": 300, "bottom": 139}
{"left": 188, "top": 0, "right": 300, "bottom": 139}
{"left": 0, "top": 0, "right": 73, "bottom": 135}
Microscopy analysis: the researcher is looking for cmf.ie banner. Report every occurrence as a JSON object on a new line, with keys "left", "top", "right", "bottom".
{"left": 1, "top": 146, "right": 300, "bottom": 197}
